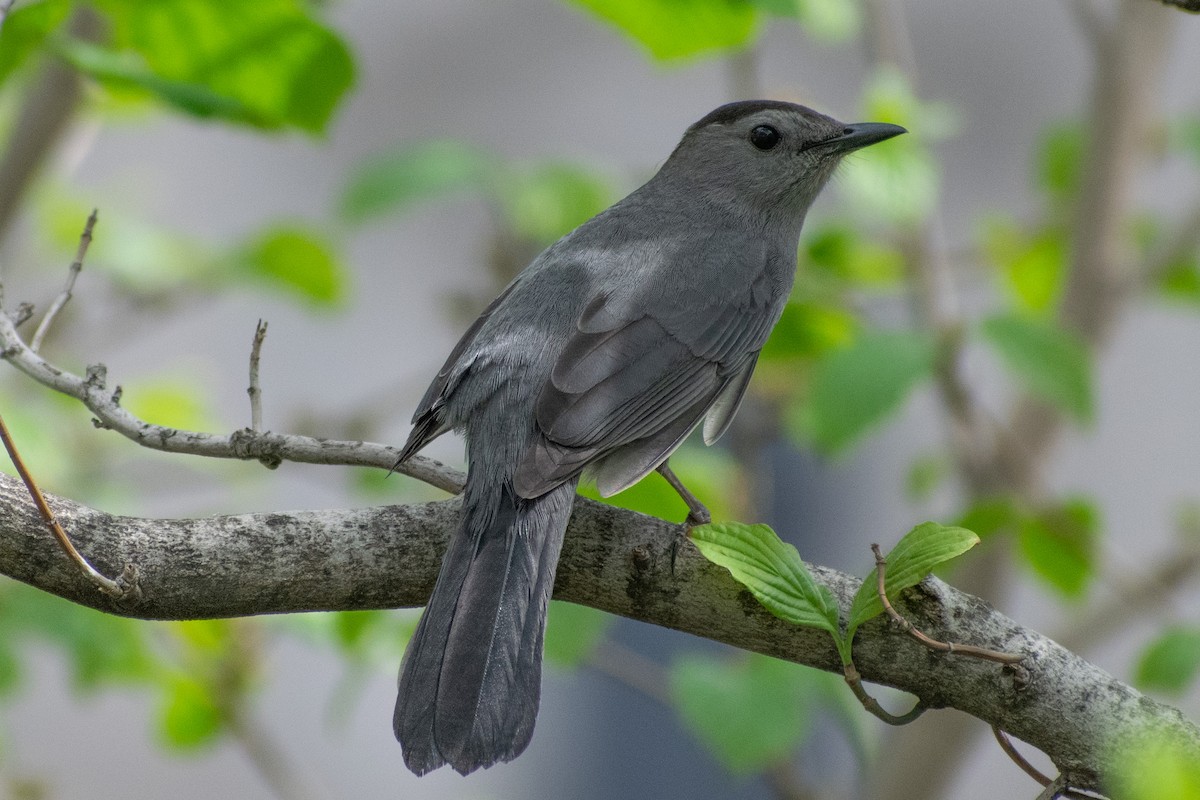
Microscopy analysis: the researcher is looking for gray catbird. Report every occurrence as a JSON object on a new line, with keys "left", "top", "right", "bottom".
{"left": 392, "top": 99, "right": 905, "bottom": 776}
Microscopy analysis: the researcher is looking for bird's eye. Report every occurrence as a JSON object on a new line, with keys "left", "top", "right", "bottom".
{"left": 749, "top": 125, "right": 781, "bottom": 150}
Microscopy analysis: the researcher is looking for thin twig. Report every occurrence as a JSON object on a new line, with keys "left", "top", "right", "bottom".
{"left": 872, "top": 544, "right": 1025, "bottom": 666}
{"left": 248, "top": 319, "right": 268, "bottom": 433}
{"left": 0, "top": 408, "right": 135, "bottom": 599}
{"left": 841, "top": 662, "right": 927, "bottom": 725}
{"left": 992, "top": 725, "right": 1051, "bottom": 786}
{"left": 30, "top": 209, "right": 96, "bottom": 353}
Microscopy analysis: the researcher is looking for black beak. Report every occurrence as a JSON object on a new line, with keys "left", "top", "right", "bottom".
{"left": 806, "top": 122, "right": 907, "bottom": 154}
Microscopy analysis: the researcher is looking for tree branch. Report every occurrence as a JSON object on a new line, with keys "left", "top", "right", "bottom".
{"left": 0, "top": 472, "right": 1194, "bottom": 794}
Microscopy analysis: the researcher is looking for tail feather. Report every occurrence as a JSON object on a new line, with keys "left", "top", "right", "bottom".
{"left": 395, "top": 478, "right": 577, "bottom": 775}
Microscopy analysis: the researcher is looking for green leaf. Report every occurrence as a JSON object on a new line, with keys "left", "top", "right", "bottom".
{"left": 84, "top": 0, "right": 354, "bottom": 132}
{"left": 1016, "top": 498, "right": 1098, "bottom": 598}
{"left": 580, "top": 445, "right": 738, "bottom": 523}
{"left": 566, "top": 0, "right": 759, "bottom": 61}
{"left": 158, "top": 674, "right": 224, "bottom": 749}
{"left": 792, "top": 329, "right": 937, "bottom": 454}
{"left": 803, "top": 225, "right": 906, "bottom": 287}
{"left": 669, "top": 653, "right": 815, "bottom": 774}
{"left": 689, "top": 522, "right": 841, "bottom": 640}
{"left": 905, "top": 453, "right": 948, "bottom": 501}
{"left": 1110, "top": 732, "right": 1200, "bottom": 800}
{"left": 759, "top": 300, "right": 857, "bottom": 362}
{"left": 238, "top": 226, "right": 347, "bottom": 306}
{"left": 544, "top": 602, "right": 613, "bottom": 666}
{"left": 1157, "top": 254, "right": 1200, "bottom": 306}
{"left": 750, "top": 0, "right": 860, "bottom": 40}
{"left": 499, "top": 162, "right": 613, "bottom": 245}
{"left": 339, "top": 140, "right": 496, "bottom": 223}
{"left": 1136, "top": 627, "right": 1200, "bottom": 694}
{"left": 848, "top": 522, "right": 979, "bottom": 637}
{"left": 123, "top": 374, "right": 219, "bottom": 432}
{"left": 0, "top": 0, "right": 73, "bottom": 88}
{"left": 980, "top": 216, "right": 1067, "bottom": 314}
{"left": 979, "top": 313, "right": 1093, "bottom": 423}
{"left": 956, "top": 496, "right": 1022, "bottom": 539}
{"left": 1036, "top": 122, "right": 1085, "bottom": 199}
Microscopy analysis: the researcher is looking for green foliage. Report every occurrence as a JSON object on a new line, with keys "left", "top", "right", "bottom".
{"left": 669, "top": 653, "right": 815, "bottom": 773}
{"left": 1157, "top": 254, "right": 1200, "bottom": 306}
{"left": 122, "top": 373, "right": 220, "bottom": 432}
{"left": 0, "top": 0, "right": 72, "bottom": 88}
{"left": 158, "top": 674, "right": 224, "bottom": 749}
{"left": 1036, "top": 122, "right": 1086, "bottom": 200}
{"left": 759, "top": 300, "right": 858, "bottom": 363}
{"left": 76, "top": 0, "right": 355, "bottom": 133}
{"left": 544, "top": 602, "right": 613, "bottom": 666}
{"left": 1136, "top": 626, "right": 1200, "bottom": 694}
{"left": 339, "top": 140, "right": 495, "bottom": 223}
{"left": 501, "top": 163, "right": 613, "bottom": 244}
{"left": 565, "top": 0, "right": 758, "bottom": 60}
{"left": 980, "top": 216, "right": 1067, "bottom": 314}
{"left": 754, "top": 0, "right": 861, "bottom": 41}
{"left": 803, "top": 224, "right": 906, "bottom": 287}
{"left": 1108, "top": 731, "right": 1200, "bottom": 800}
{"left": 847, "top": 522, "right": 979, "bottom": 639}
{"left": 791, "top": 329, "right": 937, "bottom": 454}
{"left": 1016, "top": 498, "right": 1098, "bottom": 598}
{"left": 979, "top": 313, "right": 1094, "bottom": 423}
{"left": 236, "top": 225, "right": 347, "bottom": 307}
{"left": 579, "top": 445, "right": 738, "bottom": 523}
{"left": 689, "top": 522, "right": 841, "bottom": 642}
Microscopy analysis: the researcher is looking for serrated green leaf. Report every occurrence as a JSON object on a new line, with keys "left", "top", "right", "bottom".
{"left": 339, "top": 140, "right": 495, "bottom": 223}
{"left": 669, "top": 653, "right": 814, "bottom": 774}
{"left": 1136, "top": 627, "right": 1200, "bottom": 694}
{"left": 791, "top": 329, "right": 937, "bottom": 454}
{"left": 690, "top": 522, "right": 840, "bottom": 638}
{"left": 848, "top": 522, "right": 979, "bottom": 637}
{"left": 158, "top": 675, "right": 224, "bottom": 749}
{"left": 0, "top": 0, "right": 73, "bottom": 87}
{"left": 238, "top": 225, "right": 347, "bottom": 306}
{"left": 544, "top": 602, "right": 613, "bottom": 666}
{"left": 1016, "top": 499, "right": 1097, "bottom": 598}
{"left": 566, "top": 0, "right": 759, "bottom": 60}
{"left": 979, "top": 313, "right": 1093, "bottom": 423}
{"left": 88, "top": 0, "right": 354, "bottom": 132}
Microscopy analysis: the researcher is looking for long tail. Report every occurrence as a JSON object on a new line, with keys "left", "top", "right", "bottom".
{"left": 394, "top": 474, "right": 577, "bottom": 775}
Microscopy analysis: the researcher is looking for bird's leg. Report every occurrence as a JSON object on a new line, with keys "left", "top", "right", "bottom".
{"left": 656, "top": 460, "right": 712, "bottom": 528}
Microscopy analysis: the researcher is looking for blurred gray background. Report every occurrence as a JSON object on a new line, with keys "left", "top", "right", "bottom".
{"left": 4, "top": 0, "right": 1199, "bottom": 798}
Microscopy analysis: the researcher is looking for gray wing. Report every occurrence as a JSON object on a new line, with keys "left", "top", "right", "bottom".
{"left": 513, "top": 279, "right": 774, "bottom": 499}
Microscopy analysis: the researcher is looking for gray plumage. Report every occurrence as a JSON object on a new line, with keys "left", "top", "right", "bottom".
{"left": 392, "top": 99, "right": 905, "bottom": 775}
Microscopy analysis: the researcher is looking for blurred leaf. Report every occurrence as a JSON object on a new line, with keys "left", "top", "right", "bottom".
{"left": 848, "top": 521, "right": 979, "bottom": 638}
{"left": 1167, "top": 116, "right": 1200, "bottom": 167}
{"left": 1036, "top": 122, "right": 1085, "bottom": 200}
{"left": 803, "top": 225, "right": 906, "bottom": 287}
{"left": 980, "top": 217, "right": 1066, "bottom": 314}
{"left": 0, "top": 0, "right": 72, "bottom": 87}
{"left": 979, "top": 313, "right": 1093, "bottom": 423}
{"left": 172, "top": 619, "right": 234, "bottom": 653}
{"left": 157, "top": 674, "right": 224, "bottom": 749}
{"left": 339, "top": 140, "right": 495, "bottom": 223}
{"left": 750, "top": 0, "right": 860, "bottom": 40}
{"left": 1016, "top": 498, "right": 1098, "bottom": 598}
{"left": 500, "top": 162, "right": 613, "bottom": 245}
{"left": 905, "top": 453, "right": 948, "bottom": 501}
{"left": 237, "top": 225, "right": 347, "bottom": 306}
{"left": 566, "top": 0, "right": 758, "bottom": 60}
{"left": 1157, "top": 254, "right": 1200, "bottom": 306}
{"left": 956, "top": 496, "right": 1022, "bottom": 539}
{"left": 669, "top": 653, "right": 814, "bottom": 774}
{"left": 0, "top": 640, "right": 20, "bottom": 697}
{"left": 1136, "top": 627, "right": 1200, "bottom": 694}
{"left": 759, "top": 300, "right": 858, "bottom": 362}
{"left": 580, "top": 445, "right": 739, "bottom": 522}
{"left": 88, "top": 0, "right": 354, "bottom": 132}
{"left": 1110, "top": 732, "right": 1200, "bottom": 800}
{"left": 690, "top": 522, "right": 842, "bottom": 646}
{"left": 123, "top": 374, "right": 217, "bottom": 431}
{"left": 544, "top": 602, "right": 613, "bottom": 666}
{"left": 792, "top": 329, "right": 937, "bottom": 454}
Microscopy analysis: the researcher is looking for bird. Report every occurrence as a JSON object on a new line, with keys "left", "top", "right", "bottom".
{"left": 392, "top": 99, "right": 905, "bottom": 776}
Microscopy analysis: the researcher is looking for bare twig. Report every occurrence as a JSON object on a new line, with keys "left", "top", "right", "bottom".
{"left": 0, "top": 309, "right": 465, "bottom": 494}
{"left": 872, "top": 544, "right": 1025, "bottom": 666}
{"left": 29, "top": 209, "right": 96, "bottom": 353}
{"left": 993, "top": 725, "right": 1052, "bottom": 787}
{"left": 0, "top": 408, "right": 135, "bottom": 599}
{"left": 248, "top": 319, "right": 268, "bottom": 433}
